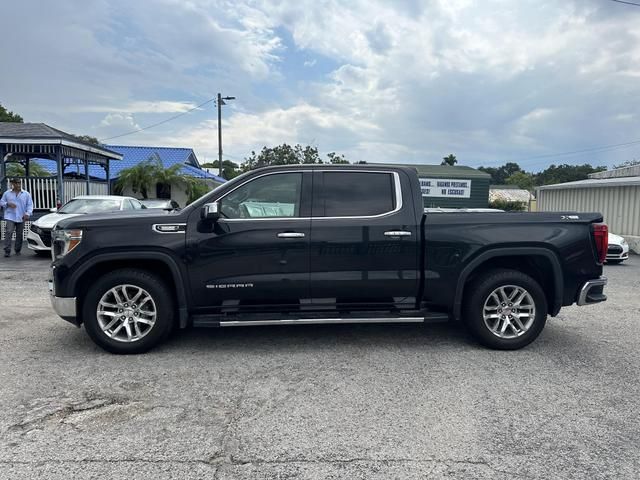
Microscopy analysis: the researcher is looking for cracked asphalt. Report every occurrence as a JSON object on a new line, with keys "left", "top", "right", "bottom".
{"left": 1, "top": 252, "right": 639, "bottom": 479}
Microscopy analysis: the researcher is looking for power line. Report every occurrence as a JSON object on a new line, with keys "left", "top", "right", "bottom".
{"left": 477, "top": 138, "right": 640, "bottom": 169}
{"left": 608, "top": 0, "right": 640, "bottom": 7}
{"left": 99, "top": 97, "right": 216, "bottom": 142}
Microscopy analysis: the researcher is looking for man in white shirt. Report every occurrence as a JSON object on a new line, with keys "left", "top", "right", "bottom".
{"left": 0, "top": 178, "right": 34, "bottom": 257}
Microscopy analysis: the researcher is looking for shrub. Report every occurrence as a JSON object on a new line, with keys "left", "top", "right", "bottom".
{"left": 489, "top": 199, "right": 527, "bottom": 211}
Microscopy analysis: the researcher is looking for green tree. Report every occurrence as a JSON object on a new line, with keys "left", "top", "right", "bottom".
{"left": 71, "top": 134, "right": 100, "bottom": 146}
{"left": 489, "top": 199, "right": 527, "bottom": 211}
{"left": 116, "top": 155, "right": 213, "bottom": 201}
{"left": 242, "top": 144, "right": 326, "bottom": 171}
{"left": 242, "top": 144, "right": 352, "bottom": 170}
{"left": 327, "top": 152, "right": 349, "bottom": 164}
{"left": 243, "top": 144, "right": 302, "bottom": 170}
{"left": 441, "top": 154, "right": 457, "bottom": 166}
{"left": 478, "top": 162, "right": 523, "bottom": 184}
{"left": 154, "top": 161, "right": 185, "bottom": 199}
{"left": 115, "top": 156, "right": 163, "bottom": 199}
{"left": 505, "top": 171, "right": 535, "bottom": 191}
{"left": 534, "top": 163, "right": 606, "bottom": 186}
{"left": 184, "top": 178, "right": 212, "bottom": 205}
{"left": 0, "top": 103, "right": 23, "bottom": 123}
{"left": 201, "top": 160, "right": 241, "bottom": 179}
{"left": 115, "top": 163, "right": 155, "bottom": 199}
{"left": 5, "top": 162, "right": 51, "bottom": 177}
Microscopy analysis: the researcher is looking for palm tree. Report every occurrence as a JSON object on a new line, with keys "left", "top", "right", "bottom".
{"left": 441, "top": 154, "right": 458, "bottom": 166}
{"left": 152, "top": 157, "right": 184, "bottom": 199}
{"left": 116, "top": 154, "right": 216, "bottom": 203}
{"left": 6, "top": 162, "right": 52, "bottom": 178}
{"left": 115, "top": 159, "right": 158, "bottom": 199}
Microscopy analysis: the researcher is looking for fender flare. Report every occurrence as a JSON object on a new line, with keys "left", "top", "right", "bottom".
{"left": 453, "top": 247, "right": 563, "bottom": 320}
{"left": 69, "top": 251, "right": 190, "bottom": 328}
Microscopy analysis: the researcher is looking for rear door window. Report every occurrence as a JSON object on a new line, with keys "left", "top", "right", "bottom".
{"left": 319, "top": 172, "right": 396, "bottom": 217}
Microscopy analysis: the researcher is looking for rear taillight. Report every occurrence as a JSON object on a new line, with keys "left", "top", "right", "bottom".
{"left": 592, "top": 223, "right": 608, "bottom": 264}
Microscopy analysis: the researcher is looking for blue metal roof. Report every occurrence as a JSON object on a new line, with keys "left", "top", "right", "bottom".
{"left": 33, "top": 145, "right": 225, "bottom": 182}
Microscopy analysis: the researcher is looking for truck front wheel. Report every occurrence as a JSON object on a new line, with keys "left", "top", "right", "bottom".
{"left": 462, "top": 269, "right": 548, "bottom": 350}
{"left": 82, "top": 269, "right": 175, "bottom": 354}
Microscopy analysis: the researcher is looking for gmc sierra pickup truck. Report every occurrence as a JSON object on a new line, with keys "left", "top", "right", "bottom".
{"left": 48, "top": 165, "right": 608, "bottom": 354}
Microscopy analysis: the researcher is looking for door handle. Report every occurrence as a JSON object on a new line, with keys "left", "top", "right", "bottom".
{"left": 277, "top": 232, "right": 305, "bottom": 238}
{"left": 384, "top": 230, "right": 412, "bottom": 237}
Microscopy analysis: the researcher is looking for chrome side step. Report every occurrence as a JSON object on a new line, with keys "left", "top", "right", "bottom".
{"left": 219, "top": 317, "right": 426, "bottom": 327}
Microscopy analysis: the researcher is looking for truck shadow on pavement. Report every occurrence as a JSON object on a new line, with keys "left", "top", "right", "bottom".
{"left": 162, "top": 322, "right": 474, "bottom": 353}
{"left": 55, "top": 322, "right": 478, "bottom": 355}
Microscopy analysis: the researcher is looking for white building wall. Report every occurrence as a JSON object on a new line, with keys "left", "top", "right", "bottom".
{"left": 120, "top": 181, "right": 189, "bottom": 208}
{"left": 120, "top": 179, "right": 221, "bottom": 208}
{"left": 538, "top": 185, "right": 640, "bottom": 250}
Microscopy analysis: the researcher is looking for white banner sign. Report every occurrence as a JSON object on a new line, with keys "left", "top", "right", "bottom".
{"left": 420, "top": 178, "right": 471, "bottom": 198}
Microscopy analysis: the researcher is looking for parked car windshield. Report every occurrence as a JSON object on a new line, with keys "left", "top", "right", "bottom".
{"left": 140, "top": 199, "right": 178, "bottom": 209}
{"left": 58, "top": 199, "right": 122, "bottom": 214}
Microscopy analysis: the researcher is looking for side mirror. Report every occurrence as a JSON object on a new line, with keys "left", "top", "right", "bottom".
{"left": 201, "top": 202, "right": 221, "bottom": 221}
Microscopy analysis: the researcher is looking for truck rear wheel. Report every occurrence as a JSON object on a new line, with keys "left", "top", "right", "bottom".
{"left": 82, "top": 269, "right": 174, "bottom": 354}
{"left": 462, "top": 269, "right": 548, "bottom": 350}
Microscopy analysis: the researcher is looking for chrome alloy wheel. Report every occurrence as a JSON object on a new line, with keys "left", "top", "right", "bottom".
{"left": 96, "top": 284, "right": 157, "bottom": 343}
{"left": 482, "top": 285, "right": 536, "bottom": 339}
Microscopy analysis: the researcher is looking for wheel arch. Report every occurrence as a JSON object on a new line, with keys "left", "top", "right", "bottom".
{"left": 70, "top": 252, "right": 189, "bottom": 328}
{"left": 453, "top": 247, "right": 563, "bottom": 321}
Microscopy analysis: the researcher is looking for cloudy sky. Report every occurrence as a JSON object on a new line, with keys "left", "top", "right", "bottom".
{"left": 1, "top": 0, "right": 640, "bottom": 171}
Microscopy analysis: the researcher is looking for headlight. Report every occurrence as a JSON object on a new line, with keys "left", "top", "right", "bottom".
{"left": 30, "top": 224, "right": 42, "bottom": 235}
{"left": 621, "top": 239, "right": 627, "bottom": 245}
{"left": 52, "top": 229, "right": 83, "bottom": 259}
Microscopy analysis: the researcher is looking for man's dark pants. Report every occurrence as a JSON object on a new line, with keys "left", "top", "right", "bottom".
{"left": 4, "top": 220, "right": 25, "bottom": 254}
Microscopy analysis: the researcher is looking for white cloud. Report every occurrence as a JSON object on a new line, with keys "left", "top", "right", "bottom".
{"left": 75, "top": 101, "right": 199, "bottom": 114}
{"left": 162, "top": 103, "right": 380, "bottom": 162}
{"left": 2, "top": 0, "right": 640, "bottom": 170}
{"left": 99, "top": 113, "right": 141, "bottom": 130}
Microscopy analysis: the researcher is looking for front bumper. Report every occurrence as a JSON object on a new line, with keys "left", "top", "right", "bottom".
{"left": 27, "top": 229, "right": 52, "bottom": 252}
{"left": 49, "top": 275, "right": 79, "bottom": 326}
{"left": 577, "top": 276, "right": 607, "bottom": 306}
{"left": 606, "top": 243, "right": 629, "bottom": 261}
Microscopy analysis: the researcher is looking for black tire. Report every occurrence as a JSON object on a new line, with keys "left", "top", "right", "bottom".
{"left": 462, "top": 269, "right": 548, "bottom": 350}
{"left": 606, "top": 260, "right": 624, "bottom": 265}
{"left": 82, "top": 269, "right": 175, "bottom": 354}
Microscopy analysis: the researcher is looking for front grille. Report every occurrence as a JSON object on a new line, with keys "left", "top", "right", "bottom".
{"left": 608, "top": 245, "right": 623, "bottom": 254}
{"left": 40, "top": 229, "right": 52, "bottom": 247}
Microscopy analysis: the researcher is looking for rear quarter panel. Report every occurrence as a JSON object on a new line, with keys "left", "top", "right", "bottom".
{"left": 423, "top": 212, "right": 604, "bottom": 311}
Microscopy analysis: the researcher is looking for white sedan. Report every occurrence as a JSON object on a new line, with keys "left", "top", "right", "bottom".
{"left": 27, "top": 195, "right": 146, "bottom": 253}
{"left": 606, "top": 232, "right": 629, "bottom": 264}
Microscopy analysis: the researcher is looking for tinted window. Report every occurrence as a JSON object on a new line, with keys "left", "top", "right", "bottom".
{"left": 320, "top": 172, "right": 395, "bottom": 217}
{"left": 220, "top": 173, "right": 303, "bottom": 219}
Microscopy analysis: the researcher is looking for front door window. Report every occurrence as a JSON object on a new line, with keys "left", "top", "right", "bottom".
{"left": 220, "top": 173, "right": 303, "bottom": 219}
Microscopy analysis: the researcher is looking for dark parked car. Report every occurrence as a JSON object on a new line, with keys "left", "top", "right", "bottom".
{"left": 139, "top": 199, "right": 180, "bottom": 210}
{"left": 49, "top": 165, "right": 608, "bottom": 354}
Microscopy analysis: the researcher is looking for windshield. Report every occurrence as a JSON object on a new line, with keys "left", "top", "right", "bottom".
{"left": 142, "top": 200, "right": 169, "bottom": 208}
{"left": 58, "top": 198, "right": 122, "bottom": 214}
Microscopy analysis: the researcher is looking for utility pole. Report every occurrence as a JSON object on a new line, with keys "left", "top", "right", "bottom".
{"left": 217, "top": 93, "right": 235, "bottom": 178}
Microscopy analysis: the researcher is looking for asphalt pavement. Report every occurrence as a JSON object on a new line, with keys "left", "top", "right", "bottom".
{"left": 0, "top": 251, "right": 639, "bottom": 479}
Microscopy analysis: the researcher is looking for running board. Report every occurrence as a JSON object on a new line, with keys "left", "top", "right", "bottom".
{"left": 192, "top": 313, "right": 449, "bottom": 328}
{"left": 219, "top": 317, "right": 425, "bottom": 327}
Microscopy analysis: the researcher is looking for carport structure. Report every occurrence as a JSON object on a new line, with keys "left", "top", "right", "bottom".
{"left": 0, "top": 122, "right": 122, "bottom": 208}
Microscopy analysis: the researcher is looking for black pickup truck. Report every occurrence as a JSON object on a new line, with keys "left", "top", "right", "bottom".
{"left": 49, "top": 165, "right": 608, "bottom": 354}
